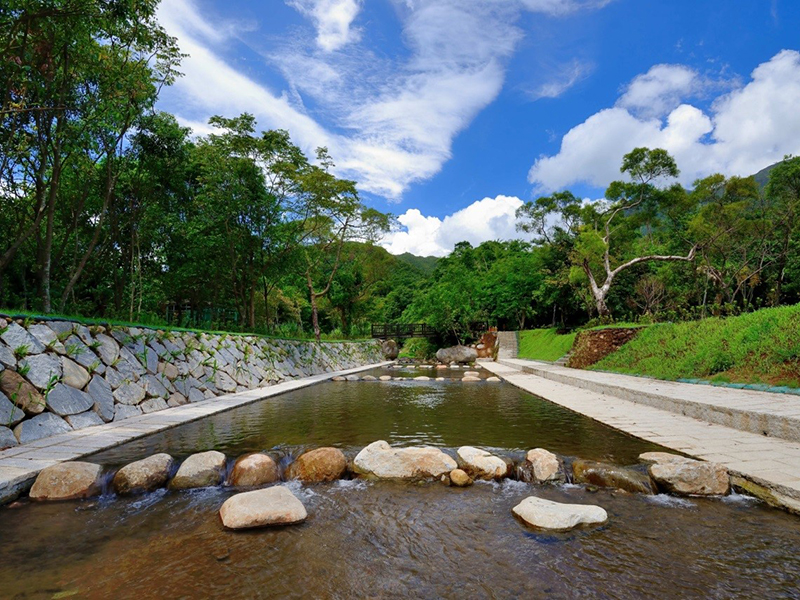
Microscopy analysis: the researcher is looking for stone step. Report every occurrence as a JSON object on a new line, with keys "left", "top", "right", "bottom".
{"left": 497, "top": 359, "right": 800, "bottom": 444}
{"left": 496, "top": 331, "right": 518, "bottom": 359}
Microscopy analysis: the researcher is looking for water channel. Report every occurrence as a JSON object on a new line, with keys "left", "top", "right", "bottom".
{"left": 1, "top": 366, "right": 799, "bottom": 598}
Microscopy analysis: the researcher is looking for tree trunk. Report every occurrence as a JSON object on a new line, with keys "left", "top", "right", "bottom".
{"left": 310, "top": 293, "right": 321, "bottom": 342}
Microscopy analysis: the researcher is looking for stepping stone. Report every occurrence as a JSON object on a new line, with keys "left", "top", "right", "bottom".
{"left": 513, "top": 496, "right": 607, "bottom": 531}
{"left": 219, "top": 485, "right": 307, "bottom": 530}
{"left": 29, "top": 462, "right": 103, "bottom": 501}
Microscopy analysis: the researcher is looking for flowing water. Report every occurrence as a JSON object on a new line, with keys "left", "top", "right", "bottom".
{"left": 1, "top": 366, "right": 799, "bottom": 599}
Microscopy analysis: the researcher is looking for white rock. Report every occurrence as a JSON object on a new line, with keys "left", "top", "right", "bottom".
{"left": 486, "top": 377, "right": 501, "bottom": 383}
{"left": 353, "top": 440, "right": 457, "bottom": 479}
{"left": 512, "top": 496, "right": 608, "bottom": 531}
{"left": 413, "top": 376, "right": 430, "bottom": 381}
{"left": 463, "top": 371, "right": 480, "bottom": 377}
{"left": 525, "top": 448, "right": 563, "bottom": 482}
{"left": 219, "top": 485, "right": 307, "bottom": 530}
{"left": 462, "top": 376, "right": 481, "bottom": 382}
{"left": 457, "top": 446, "right": 509, "bottom": 479}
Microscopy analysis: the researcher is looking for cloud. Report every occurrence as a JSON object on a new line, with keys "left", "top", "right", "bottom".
{"left": 288, "top": 0, "right": 362, "bottom": 52}
{"left": 156, "top": 0, "right": 612, "bottom": 200}
{"left": 617, "top": 64, "right": 699, "bottom": 118}
{"left": 528, "top": 50, "right": 800, "bottom": 192}
{"left": 528, "top": 59, "right": 594, "bottom": 100}
{"left": 381, "top": 195, "right": 528, "bottom": 256}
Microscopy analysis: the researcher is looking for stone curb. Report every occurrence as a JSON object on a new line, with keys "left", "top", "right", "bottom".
{"left": 498, "top": 359, "right": 800, "bottom": 444}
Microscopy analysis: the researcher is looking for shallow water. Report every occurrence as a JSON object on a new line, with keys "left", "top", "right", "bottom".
{"left": 1, "top": 367, "right": 800, "bottom": 599}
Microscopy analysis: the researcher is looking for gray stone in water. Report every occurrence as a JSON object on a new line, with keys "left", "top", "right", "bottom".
{"left": 345, "top": 375, "right": 360, "bottom": 381}
{"left": 140, "top": 397, "right": 168, "bottom": 414}
{"left": 19, "top": 353, "right": 62, "bottom": 390}
{"left": 94, "top": 333, "right": 119, "bottom": 365}
{"left": 65, "top": 410, "right": 104, "bottom": 430}
{"left": 61, "top": 356, "right": 90, "bottom": 389}
{"left": 114, "top": 453, "right": 174, "bottom": 495}
{"left": 113, "top": 382, "right": 146, "bottom": 405}
{"left": 523, "top": 448, "right": 564, "bottom": 483}
{"left": 114, "top": 404, "right": 142, "bottom": 422}
{"left": 572, "top": 459, "right": 656, "bottom": 495}
{"left": 14, "top": 412, "right": 72, "bottom": 443}
{"left": 1, "top": 323, "right": 46, "bottom": 355}
{"left": 0, "top": 425, "right": 18, "bottom": 448}
{"left": 87, "top": 375, "right": 114, "bottom": 422}
{"left": 0, "top": 391, "right": 25, "bottom": 426}
{"left": 170, "top": 450, "right": 226, "bottom": 489}
{"left": 46, "top": 383, "right": 94, "bottom": 416}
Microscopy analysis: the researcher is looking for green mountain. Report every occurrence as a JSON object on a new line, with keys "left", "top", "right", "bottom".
{"left": 395, "top": 253, "right": 439, "bottom": 275}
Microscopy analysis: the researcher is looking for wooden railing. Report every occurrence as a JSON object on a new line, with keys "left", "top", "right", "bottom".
{"left": 371, "top": 323, "right": 437, "bottom": 339}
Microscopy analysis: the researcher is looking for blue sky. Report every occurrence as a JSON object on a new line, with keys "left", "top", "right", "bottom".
{"left": 155, "top": 0, "right": 800, "bottom": 256}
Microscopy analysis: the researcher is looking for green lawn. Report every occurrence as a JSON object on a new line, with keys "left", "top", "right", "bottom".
{"left": 517, "top": 328, "right": 577, "bottom": 362}
{"left": 592, "top": 304, "right": 800, "bottom": 388}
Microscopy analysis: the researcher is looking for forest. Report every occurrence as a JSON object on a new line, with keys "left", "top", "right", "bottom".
{"left": 2, "top": 1, "right": 800, "bottom": 344}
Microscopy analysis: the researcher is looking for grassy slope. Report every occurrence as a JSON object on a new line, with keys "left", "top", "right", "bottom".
{"left": 592, "top": 304, "right": 800, "bottom": 388}
{"left": 518, "top": 328, "right": 577, "bottom": 362}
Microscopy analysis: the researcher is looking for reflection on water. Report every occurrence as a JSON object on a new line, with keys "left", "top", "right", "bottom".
{"left": 1, "top": 368, "right": 800, "bottom": 599}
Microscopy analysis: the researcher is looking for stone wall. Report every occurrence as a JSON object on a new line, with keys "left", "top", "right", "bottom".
{"left": 0, "top": 316, "right": 382, "bottom": 448}
{"left": 566, "top": 328, "right": 641, "bottom": 369}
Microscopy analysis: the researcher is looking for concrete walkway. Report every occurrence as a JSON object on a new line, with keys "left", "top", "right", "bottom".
{"left": 0, "top": 361, "right": 392, "bottom": 503}
{"left": 482, "top": 359, "right": 800, "bottom": 513}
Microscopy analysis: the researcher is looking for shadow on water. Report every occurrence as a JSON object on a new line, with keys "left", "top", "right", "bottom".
{"left": 2, "top": 367, "right": 800, "bottom": 599}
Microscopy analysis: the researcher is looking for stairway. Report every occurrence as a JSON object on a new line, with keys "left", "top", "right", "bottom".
{"left": 554, "top": 352, "right": 572, "bottom": 367}
{"left": 496, "top": 331, "right": 518, "bottom": 359}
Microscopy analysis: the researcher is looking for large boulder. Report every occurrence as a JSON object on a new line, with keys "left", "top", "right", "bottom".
{"left": 29, "top": 462, "right": 103, "bottom": 501}
{"left": 572, "top": 459, "right": 655, "bottom": 495}
{"left": 649, "top": 460, "right": 729, "bottom": 496}
{"left": 435, "top": 345, "right": 478, "bottom": 364}
{"left": 0, "top": 370, "right": 45, "bottom": 415}
{"left": 513, "top": 496, "right": 608, "bottom": 531}
{"left": 381, "top": 339, "right": 399, "bottom": 360}
{"left": 113, "top": 453, "right": 175, "bottom": 495}
{"left": 456, "top": 446, "right": 509, "bottom": 480}
{"left": 286, "top": 447, "right": 347, "bottom": 482}
{"left": 520, "top": 448, "right": 564, "bottom": 483}
{"left": 353, "top": 440, "right": 457, "bottom": 480}
{"left": 219, "top": 486, "right": 307, "bottom": 530}
{"left": 229, "top": 453, "right": 280, "bottom": 487}
{"left": 19, "top": 354, "right": 62, "bottom": 390}
{"left": 170, "top": 451, "right": 226, "bottom": 489}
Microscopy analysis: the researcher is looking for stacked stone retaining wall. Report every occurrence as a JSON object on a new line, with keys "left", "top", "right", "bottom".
{"left": 0, "top": 316, "right": 382, "bottom": 448}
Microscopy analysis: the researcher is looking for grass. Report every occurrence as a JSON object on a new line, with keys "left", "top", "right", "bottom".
{"left": 592, "top": 304, "right": 800, "bottom": 388}
{"left": 0, "top": 307, "right": 371, "bottom": 344}
{"left": 517, "top": 328, "right": 577, "bottom": 362}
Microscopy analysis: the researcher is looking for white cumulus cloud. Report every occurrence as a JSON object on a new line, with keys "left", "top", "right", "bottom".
{"left": 381, "top": 195, "right": 529, "bottom": 256}
{"left": 288, "top": 0, "right": 362, "bottom": 52}
{"left": 529, "top": 50, "right": 800, "bottom": 192}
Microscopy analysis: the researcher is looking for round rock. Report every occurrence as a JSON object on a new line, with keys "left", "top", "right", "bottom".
{"left": 457, "top": 446, "right": 509, "bottom": 480}
{"left": 219, "top": 485, "right": 307, "bottom": 530}
{"left": 449, "top": 468, "right": 473, "bottom": 487}
{"left": 524, "top": 448, "right": 564, "bottom": 483}
{"left": 114, "top": 453, "right": 175, "bottom": 495}
{"left": 170, "top": 451, "right": 227, "bottom": 489}
{"left": 353, "top": 440, "right": 457, "bottom": 480}
{"left": 30, "top": 461, "right": 103, "bottom": 501}
{"left": 649, "top": 461, "right": 729, "bottom": 496}
{"left": 286, "top": 447, "right": 347, "bottom": 482}
{"left": 229, "top": 453, "right": 280, "bottom": 487}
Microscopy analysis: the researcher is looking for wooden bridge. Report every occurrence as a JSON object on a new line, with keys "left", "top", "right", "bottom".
{"left": 371, "top": 323, "right": 437, "bottom": 339}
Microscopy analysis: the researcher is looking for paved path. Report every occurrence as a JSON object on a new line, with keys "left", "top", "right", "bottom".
{"left": 0, "top": 361, "right": 392, "bottom": 503}
{"left": 481, "top": 359, "right": 800, "bottom": 513}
